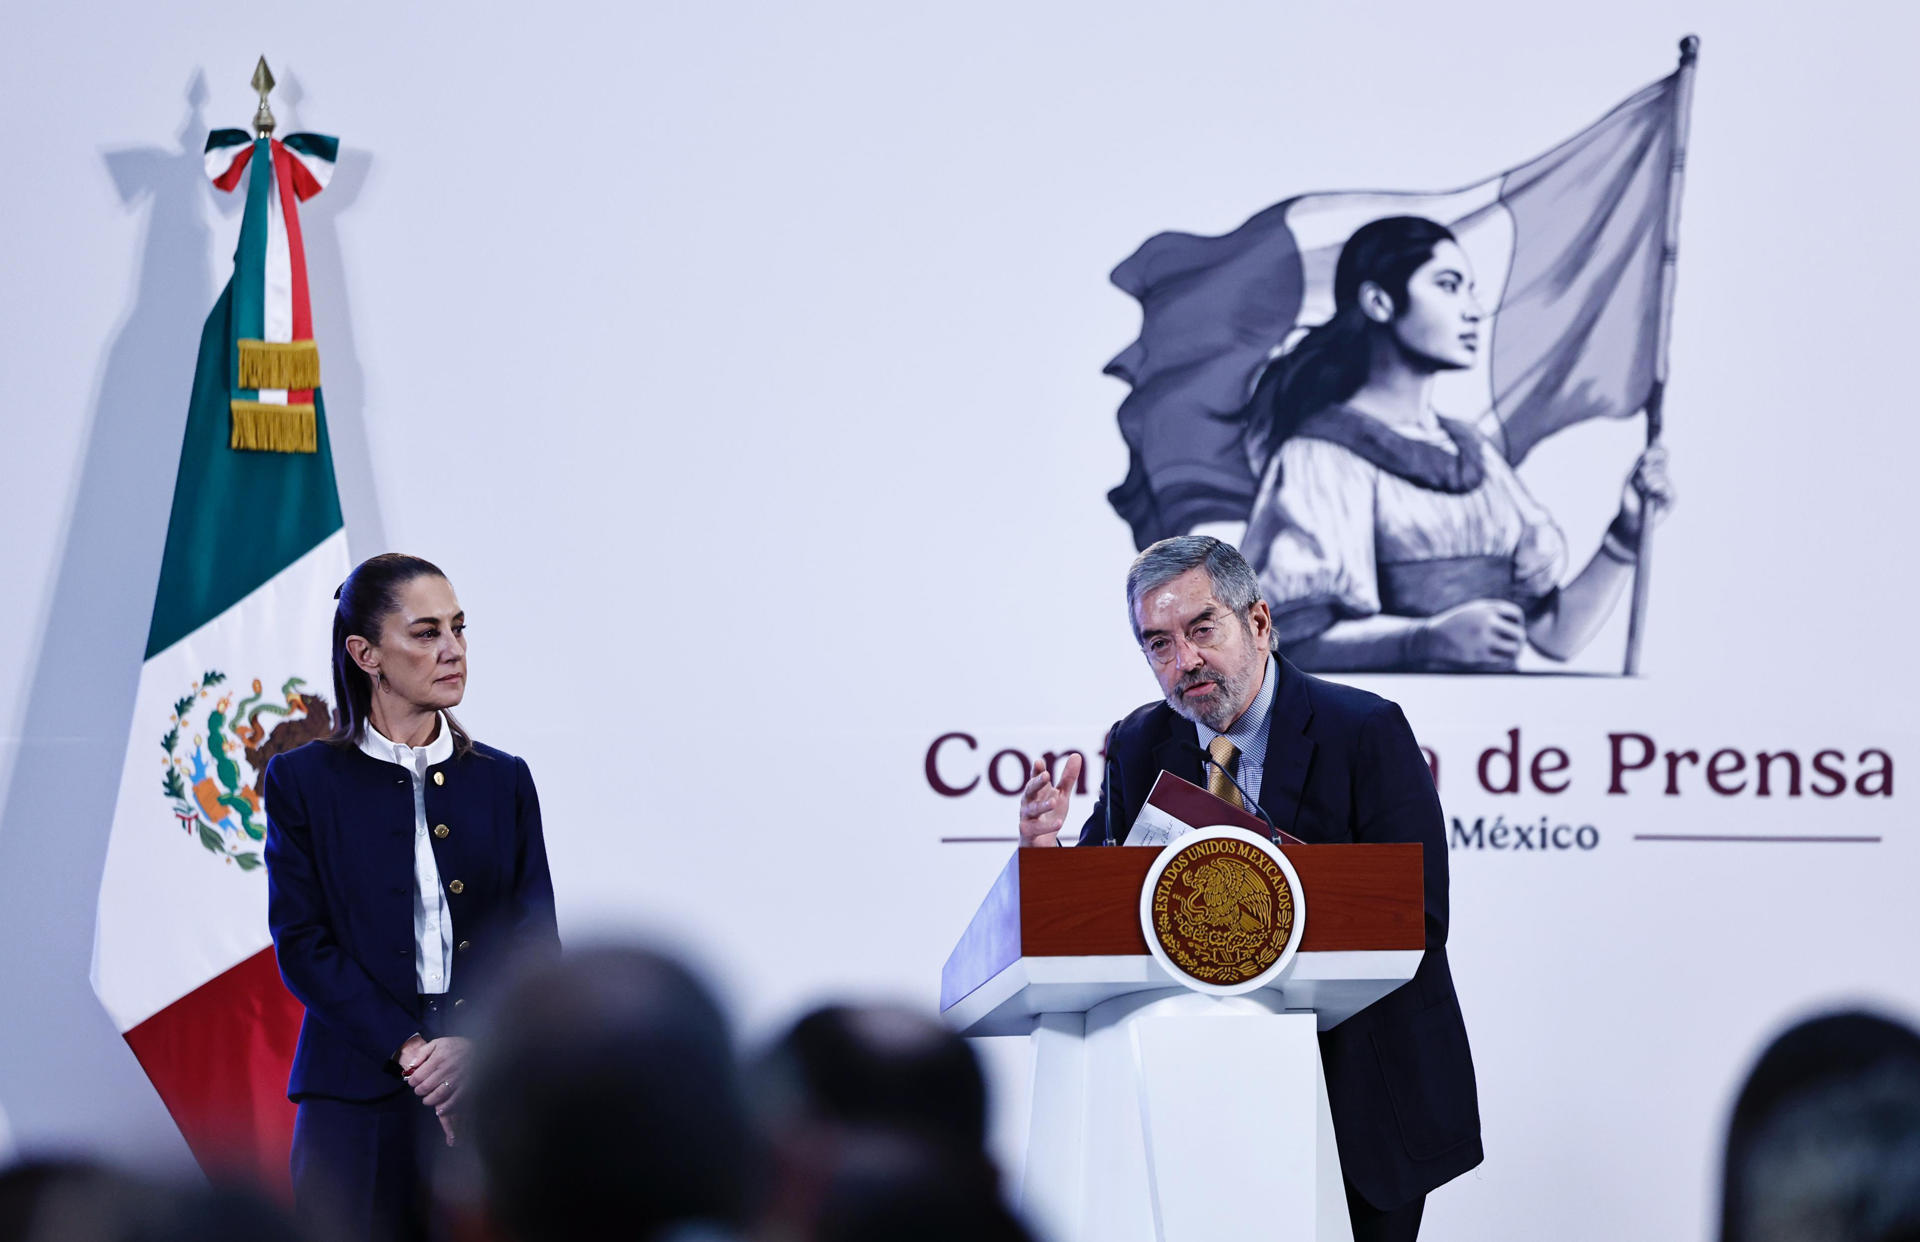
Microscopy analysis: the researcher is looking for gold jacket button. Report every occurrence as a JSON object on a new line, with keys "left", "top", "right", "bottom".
{"left": 457, "top": 940, "right": 470, "bottom": 953}
{"left": 433, "top": 824, "right": 450, "bottom": 839}
{"left": 432, "top": 771, "right": 444, "bottom": 786}
{"left": 447, "top": 879, "right": 464, "bottom": 895}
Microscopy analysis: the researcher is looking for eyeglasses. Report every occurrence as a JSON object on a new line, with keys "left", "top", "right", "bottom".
{"left": 1141, "top": 618, "right": 1240, "bottom": 667}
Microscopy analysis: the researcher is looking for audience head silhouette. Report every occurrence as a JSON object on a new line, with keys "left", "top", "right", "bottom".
{"left": 1721, "top": 1009, "right": 1920, "bottom": 1242}
{"left": 464, "top": 945, "right": 755, "bottom": 1242}
{"left": 0, "top": 1158, "right": 314, "bottom": 1242}
{"left": 795, "top": 1127, "right": 1034, "bottom": 1242}
{"left": 759, "top": 1003, "right": 988, "bottom": 1154}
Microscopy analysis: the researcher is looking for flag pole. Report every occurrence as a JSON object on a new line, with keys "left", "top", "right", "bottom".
{"left": 1623, "top": 34, "right": 1699, "bottom": 676}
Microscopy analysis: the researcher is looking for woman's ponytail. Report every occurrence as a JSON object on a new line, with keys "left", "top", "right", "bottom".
{"left": 328, "top": 600, "right": 372, "bottom": 747}
{"left": 1242, "top": 305, "right": 1375, "bottom": 466}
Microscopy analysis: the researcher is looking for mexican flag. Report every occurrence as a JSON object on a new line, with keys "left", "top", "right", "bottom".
{"left": 90, "top": 127, "right": 345, "bottom": 1190}
{"left": 1104, "top": 47, "right": 1695, "bottom": 548}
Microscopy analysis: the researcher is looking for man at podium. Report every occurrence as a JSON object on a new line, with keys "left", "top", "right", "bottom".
{"left": 1016, "top": 536, "right": 1481, "bottom": 1242}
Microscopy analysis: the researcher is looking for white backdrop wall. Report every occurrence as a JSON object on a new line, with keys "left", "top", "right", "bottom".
{"left": 3, "top": 3, "right": 1918, "bottom": 1238}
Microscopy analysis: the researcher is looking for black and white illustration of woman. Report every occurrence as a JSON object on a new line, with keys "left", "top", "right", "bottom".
{"left": 1237, "top": 216, "right": 1675, "bottom": 673}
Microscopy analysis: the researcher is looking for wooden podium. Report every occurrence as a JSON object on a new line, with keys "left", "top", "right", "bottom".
{"left": 941, "top": 844, "right": 1424, "bottom": 1242}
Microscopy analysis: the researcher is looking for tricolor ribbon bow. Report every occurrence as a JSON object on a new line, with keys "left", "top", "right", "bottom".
{"left": 204, "top": 128, "right": 338, "bottom": 453}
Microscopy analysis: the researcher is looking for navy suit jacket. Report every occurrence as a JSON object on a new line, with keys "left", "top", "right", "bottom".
{"left": 263, "top": 737, "right": 560, "bottom": 1102}
{"left": 1078, "top": 657, "right": 1482, "bottom": 1210}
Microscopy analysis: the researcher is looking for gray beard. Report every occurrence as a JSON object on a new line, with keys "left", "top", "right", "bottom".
{"left": 1165, "top": 662, "right": 1256, "bottom": 733}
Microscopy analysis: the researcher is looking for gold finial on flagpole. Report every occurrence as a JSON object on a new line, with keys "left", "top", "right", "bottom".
{"left": 251, "top": 56, "right": 277, "bottom": 138}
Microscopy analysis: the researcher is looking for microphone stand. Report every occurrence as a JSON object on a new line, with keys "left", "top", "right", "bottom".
{"left": 1099, "top": 722, "right": 1119, "bottom": 847}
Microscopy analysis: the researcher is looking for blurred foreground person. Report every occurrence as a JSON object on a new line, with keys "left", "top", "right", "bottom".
{"left": 1720, "top": 1009, "right": 1920, "bottom": 1242}
{"left": 758, "top": 1004, "right": 988, "bottom": 1155}
{"left": 0, "top": 1158, "right": 315, "bottom": 1242}
{"left": 458, "top": 946, "right": 755, "bottom": 1242}
{"left": 777, "top": 1127, "right": 1034, "bottom": 1242}
{"left": 753, "top": 1003, "right": 1033, "bottom": 1242}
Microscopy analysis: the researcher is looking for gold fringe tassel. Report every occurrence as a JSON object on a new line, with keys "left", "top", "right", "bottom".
{"left": 237, "top": 339, "right": 321, "bottom": 391}
{"left": 230, "top": 400, "right": 317, "bottom": 454}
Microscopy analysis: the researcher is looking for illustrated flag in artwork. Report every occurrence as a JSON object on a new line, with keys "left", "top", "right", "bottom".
{"left": 90, "top": 101, "right": 346, "bottom": 1189}
{"left": 1104, "top": 55, "right": 1691, "bottom": 549}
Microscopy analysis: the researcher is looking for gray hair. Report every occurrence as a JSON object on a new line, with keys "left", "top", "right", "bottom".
{"left": 1125, "top": 536, "right": 1265, "bottom": 641}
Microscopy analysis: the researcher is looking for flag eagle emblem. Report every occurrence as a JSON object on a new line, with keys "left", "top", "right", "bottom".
{"left": 158, "top": 674, "right": 331, "bottom": 869}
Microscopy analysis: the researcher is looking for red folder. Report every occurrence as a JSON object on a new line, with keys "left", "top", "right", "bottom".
{"left": 1143, "top": 770, "right": 1306, "bottom": 846}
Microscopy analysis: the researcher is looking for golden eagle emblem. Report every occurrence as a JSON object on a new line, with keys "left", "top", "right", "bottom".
{"left": 1176, "top": 858, "right": 1274, "bottom": 937}
{"left": 1148, "top": 835, "right": 1297, "bottom": 987}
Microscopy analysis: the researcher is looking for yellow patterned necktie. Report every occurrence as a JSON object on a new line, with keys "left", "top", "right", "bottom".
{"left": 1205, "top": 736, "right": 1247, "bottom": 810}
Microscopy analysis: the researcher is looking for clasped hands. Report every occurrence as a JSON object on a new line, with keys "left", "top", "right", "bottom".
{"left": 399, "top": 1033, "right": 473, "bottom": 1146}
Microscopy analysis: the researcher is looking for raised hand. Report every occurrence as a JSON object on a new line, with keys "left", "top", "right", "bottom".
{"left": 1017, "top": 754, "right": 1084, "bottom": 848}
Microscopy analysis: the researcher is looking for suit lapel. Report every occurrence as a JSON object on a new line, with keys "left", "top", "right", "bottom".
{"left": 1260, "top": 657, "right": 1318, "bottom": 840}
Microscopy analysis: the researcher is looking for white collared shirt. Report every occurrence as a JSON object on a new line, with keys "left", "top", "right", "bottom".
{"left": 358, "top": 713, "right": 454, "bottom": 995}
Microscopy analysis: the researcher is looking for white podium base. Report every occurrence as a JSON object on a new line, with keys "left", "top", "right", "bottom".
{"left": 1010, "top": 988, "right": 1352, "bottom": 1242}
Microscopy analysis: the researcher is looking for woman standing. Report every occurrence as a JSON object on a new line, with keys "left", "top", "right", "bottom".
{"left": 1238, "top": 215, "right": 1675, "bottom": 672}
{"left": 263, "top": 553, "right": 558, "bottom": 1240}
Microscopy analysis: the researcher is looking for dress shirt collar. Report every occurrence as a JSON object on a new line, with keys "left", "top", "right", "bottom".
{"left": 1194, "top": 654, "right": 1278, "bottom": 758}
{"left": 357, "top": 712, "right": 454, "bottom": 769}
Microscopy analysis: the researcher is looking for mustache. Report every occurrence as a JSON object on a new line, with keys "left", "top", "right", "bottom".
{"left": 1175, "top": 669, "right": 1223, "bottom": 694}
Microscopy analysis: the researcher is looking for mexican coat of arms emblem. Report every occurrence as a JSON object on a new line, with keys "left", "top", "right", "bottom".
{"left": 159, "top": 671, "right": 330, "bottom": 869}
{"left": 1143, "top": 828, "right": 1304, "bottom": 991}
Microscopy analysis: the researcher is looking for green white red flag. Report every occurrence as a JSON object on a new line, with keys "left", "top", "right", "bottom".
{"left": 90, "top": 126, "right": 346, "bottom": 1190}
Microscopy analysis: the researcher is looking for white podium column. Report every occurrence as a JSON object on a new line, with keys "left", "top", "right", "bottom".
{"left": 1012, "top": 988, "right": 1353, "bottom": 1242}
{"left": 1020, "top": 1011, "right": 1090, "bottom": 1242}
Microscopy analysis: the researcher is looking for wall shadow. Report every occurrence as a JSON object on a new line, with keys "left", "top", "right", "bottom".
{"left": 0, "top": 72, "right": 214, "bottom": 1166}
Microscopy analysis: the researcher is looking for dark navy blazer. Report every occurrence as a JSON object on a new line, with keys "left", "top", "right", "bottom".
{"left": 1078, "top": 657, "right": 1483, "bottom": 1210}
{"left": 263, "top": 737, "right": 560, "bottom": 1102}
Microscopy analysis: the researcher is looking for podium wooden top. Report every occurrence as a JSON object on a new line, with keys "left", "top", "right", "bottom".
{"left": 941, "top": 844, "right": 1422, "bottom": 1016}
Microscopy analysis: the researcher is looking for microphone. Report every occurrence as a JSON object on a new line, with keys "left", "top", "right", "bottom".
{"left": 1098, "top": 722, "right": 1119, "bottom": 847}
{"left": 1177, "top": 739, "right": 1279, "bottom": 845}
